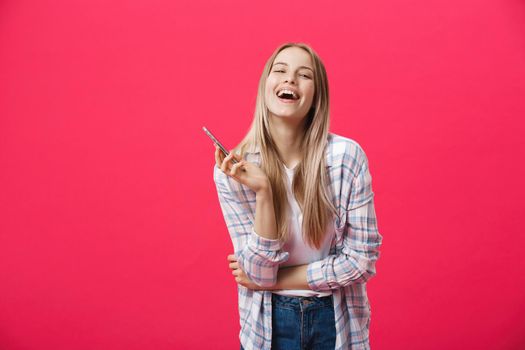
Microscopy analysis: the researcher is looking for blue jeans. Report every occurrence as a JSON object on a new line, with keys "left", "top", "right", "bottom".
{"left": 241, "top": 293, "right": 336, "bottom": 350}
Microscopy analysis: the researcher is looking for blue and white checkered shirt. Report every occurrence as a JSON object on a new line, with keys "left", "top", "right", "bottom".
{"left": 213, "top": 133, "right": 383, "bottom": 350}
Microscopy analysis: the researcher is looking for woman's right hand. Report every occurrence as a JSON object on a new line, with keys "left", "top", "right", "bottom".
{"left": 215, "top": 145, "right": 271, "bottom": 195}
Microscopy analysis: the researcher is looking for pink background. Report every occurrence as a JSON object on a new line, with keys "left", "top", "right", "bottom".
{"left": 1, "top": 0, "right": 524, "bottom": 349}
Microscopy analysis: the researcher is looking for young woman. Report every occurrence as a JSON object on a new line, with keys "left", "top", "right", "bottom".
{"left": 213, "top": 42, "right": 383, "bottom": 350}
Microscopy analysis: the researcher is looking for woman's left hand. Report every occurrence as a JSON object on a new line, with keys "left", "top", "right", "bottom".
{"left": 227, "top": 254, "right": 268, "bottom": 290}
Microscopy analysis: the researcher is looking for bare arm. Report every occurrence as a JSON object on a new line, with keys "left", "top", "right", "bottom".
{"left": 228, "top": 256, "right": 311, "bottom": 291}
{"left": 254, "top": 187, "right": 278, "bottom": 240}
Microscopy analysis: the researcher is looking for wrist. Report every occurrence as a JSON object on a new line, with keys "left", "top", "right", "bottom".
{"left": 255, "top": 182, "right": 273, "bottom": 198}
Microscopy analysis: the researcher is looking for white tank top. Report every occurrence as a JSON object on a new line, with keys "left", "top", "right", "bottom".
{"left": 272, "top": 165, "right": 334, "bottom": 297}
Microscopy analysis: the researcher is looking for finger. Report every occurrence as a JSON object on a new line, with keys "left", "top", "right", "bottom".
{"left": 220, "top": 152, "right": 234, "bottom": 173}
{"left": 227, "top": 254, "right": 237, "bottom": 262}
{"left": 232, "top": 269, "right": 239, "bottom": 276}
{"left": 229, "top": 161, "right": 245, "bottom": 177}
{"left": 220, "top": 154, "right": 230, "bottom": 173}
{"left": 229, "top": 262, "right": 239, "bottom": 270}
{"left": 225, "top": 149, "right": 243, "bottom": 165}
{"left": 214, "top": 146, "right": 222, "bottom": 167}
{"left": 229, "top": 149, "right": 242, "bottom": 162}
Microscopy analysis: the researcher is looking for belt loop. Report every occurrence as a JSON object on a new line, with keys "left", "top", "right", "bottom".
{"left": 301, "top": 297, "right": 313, "bottom": 307}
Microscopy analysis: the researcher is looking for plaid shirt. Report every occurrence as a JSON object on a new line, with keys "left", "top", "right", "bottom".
{"left": 213, "top": 133, "right": 383, "bottom": 350}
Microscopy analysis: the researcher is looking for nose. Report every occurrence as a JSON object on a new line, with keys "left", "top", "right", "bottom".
{"left": 284, "top": 72, "right": 296, "bottom": 84}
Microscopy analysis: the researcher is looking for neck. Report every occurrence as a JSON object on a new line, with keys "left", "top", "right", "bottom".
{"left": 268, "top": 114, "right": 306, "bottom": 169}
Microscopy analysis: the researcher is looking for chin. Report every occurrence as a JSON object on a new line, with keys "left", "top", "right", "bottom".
{"left": 271, "top": 112, "right": 306, "bottom": 121}
{"left": 268, "top": 107, "right": 303, "bottom": 118}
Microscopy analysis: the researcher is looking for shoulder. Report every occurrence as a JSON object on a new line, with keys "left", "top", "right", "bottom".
{"left": 326, "top": 132, "right": 369, "bottom": 175}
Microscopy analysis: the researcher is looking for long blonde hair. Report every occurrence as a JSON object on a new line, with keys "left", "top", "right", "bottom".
{"left": 236, "top": 42, "right": 337, "bottom": 249}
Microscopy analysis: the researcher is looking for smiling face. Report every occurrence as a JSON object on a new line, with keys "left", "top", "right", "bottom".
{"left": 264, "top": 46, "right": 315, "bottom": 122}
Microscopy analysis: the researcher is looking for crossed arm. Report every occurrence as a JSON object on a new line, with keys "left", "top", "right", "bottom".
{"left": 227, "top": 255, "right": 310, "bottom": 291}
{"left": 228, "top": 197, "right": 381, "bottom": 292}
{"left": 227, "top": 190, "right": 381, "bottom": 292}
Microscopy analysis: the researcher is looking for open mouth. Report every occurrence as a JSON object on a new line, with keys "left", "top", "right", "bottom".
{"left": 276, "top": 89, "right": 300, "bottom": 102}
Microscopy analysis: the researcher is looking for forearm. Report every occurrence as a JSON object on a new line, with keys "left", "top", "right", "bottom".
{"left": 254, "top": 187, "right": 278, "bottom": 240}
{"left": 235, "top": 186, "right": 287, "bottom": 288}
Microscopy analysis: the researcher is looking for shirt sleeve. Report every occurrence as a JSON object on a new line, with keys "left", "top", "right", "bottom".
{"left": 213, "top": 165, "right": 289, "bottom": 287}
{"left": 306, "top": 147, "right": 383, "bottom": 291}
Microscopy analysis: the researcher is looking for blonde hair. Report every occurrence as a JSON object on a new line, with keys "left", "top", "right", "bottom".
{"left": 236, "top": 42, "right": 337, "bottom": 249}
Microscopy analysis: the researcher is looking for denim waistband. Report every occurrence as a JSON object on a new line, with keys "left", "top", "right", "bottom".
{"left": 271, "top": 293, "right": 333, "bottom": 309}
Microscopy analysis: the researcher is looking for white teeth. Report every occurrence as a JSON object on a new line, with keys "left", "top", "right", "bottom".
{"left": 277, "top": 89, "right": 298, "bottom": 99}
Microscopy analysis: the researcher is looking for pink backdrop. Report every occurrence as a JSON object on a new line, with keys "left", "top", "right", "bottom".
{"left": 1, "top": 0, "right": 524, "bottom": 349}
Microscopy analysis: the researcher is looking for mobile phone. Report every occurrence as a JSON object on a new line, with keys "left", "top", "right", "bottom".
{"left": 202, "top": 126, "right": 239, "bottom": 164}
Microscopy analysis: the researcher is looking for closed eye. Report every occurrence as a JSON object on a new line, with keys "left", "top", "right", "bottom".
{"left": 273, "top": 70, "right": 311, "bottom": 79}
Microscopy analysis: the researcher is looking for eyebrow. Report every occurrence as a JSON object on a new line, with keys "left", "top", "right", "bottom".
{"left": 272, "top": 62, "right": 314, "bottom": 72}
